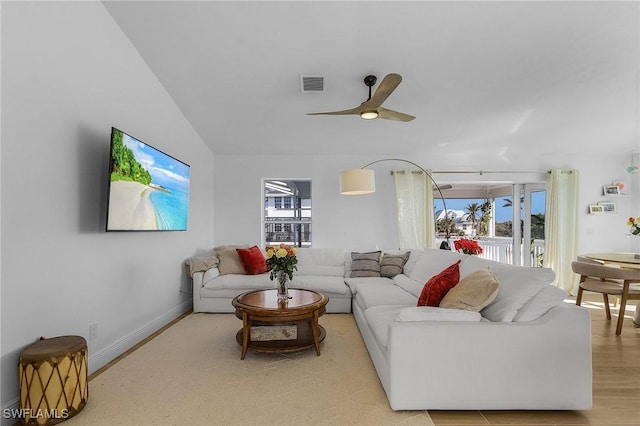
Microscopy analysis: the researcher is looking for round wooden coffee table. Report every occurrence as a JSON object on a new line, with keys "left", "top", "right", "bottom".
{"left": 231, "top": 289, "right": 329, "bottom": 360}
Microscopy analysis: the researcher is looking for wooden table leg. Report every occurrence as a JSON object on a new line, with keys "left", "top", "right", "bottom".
{"left": 616, "top": 282, "right": 630, "bottom": 335}
{"left": 311, "top": 310, "right": 321, "bottom": 356}
{"left": 241, "top": 312, "right": 250, "bottom": 360}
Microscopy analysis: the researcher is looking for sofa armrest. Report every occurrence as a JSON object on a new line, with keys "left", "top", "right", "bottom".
{"left": 184, "top": 252, "right": 218, "bottom": 277}
{"left": 192, "top": 271, "right": 205, "bottom": 288}
{"left": 386, "top": 305, "right": 592, "bottom": 410}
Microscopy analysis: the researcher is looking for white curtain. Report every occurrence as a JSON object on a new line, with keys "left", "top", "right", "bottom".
{"left": 394, "top": 170, "right": 436, "bottom": 249}
{"left": 544, "top": 169, "right": 580, "bottom": 295}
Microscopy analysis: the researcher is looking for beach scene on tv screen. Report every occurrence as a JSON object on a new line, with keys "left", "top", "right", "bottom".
{"left": 107, "top": 129, "right": 190, "bottom": 231}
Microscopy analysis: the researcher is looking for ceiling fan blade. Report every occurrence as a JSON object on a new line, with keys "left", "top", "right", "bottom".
{"left": 367, "top": 73, "right": 402, "bottom": 108}
{"left": 377, "top": 107, "right": 415, "bottom": 122}
{"left": 306, "top": 105, "right": 362, "bottom": 116}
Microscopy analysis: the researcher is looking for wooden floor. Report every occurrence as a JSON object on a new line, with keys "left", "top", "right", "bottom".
{"left": 90, "top": 295, "right": 639, "bottom": 426}
{"left": 430, "top": 295, "right": 640, "bottom": 426}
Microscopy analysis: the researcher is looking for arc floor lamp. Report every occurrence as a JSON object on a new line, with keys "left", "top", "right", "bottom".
{"left": 339, "top": 158, "right": 451, "bottom": 245}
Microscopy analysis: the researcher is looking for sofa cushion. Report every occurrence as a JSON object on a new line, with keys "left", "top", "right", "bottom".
{"left": 236, "top": 246, "right": 268, "bottom": 275}
{"left": 407, "top": 248, "right": 465, "bottom": 283}
{"left": 363, "top": 305, "right": 407, "bottom": 350}
{"left": 204, "top": 272, "right": 273, "bottom": 290}
{"left": 512, "top": 284, "right": 567, "bottom": 322}
{"left": 354, "top": 283, "right": 417, "bottom": 312}
{"left": 288, "top": 275, "right": 349, "bottom": 294}
{"left": 395, "top": 306, "right": 482, "bottom": 322}
{"left": 439, "top": 268, "right": 500, "bottom": 311}
{"left": 203, "top": 272, "right": 348, "bottom": 294}
{"left": 417, "top": 260, "right": 461, "bottom": 307}
{"left": 380, "top": 252, "right": 410, "bottom": 278}
{"left": 392, "top": 274, "right": 424, "bottom": 298}
{"left": 350, "top": 251, "right": 382, "bottom": 278}
{"left": 201, "top": 267, "right": 220, "bottom": 286}
{"left": 401, "top": 249, "right": 423, "bottom": 276}
{"left": 214, "top": 245, "right": 248, "bottom": 275}
{"left": 345, "top": 277, "right": 393, "bottom": 295}
{"left": 470, "top": 261, "right": 556, "bottom": 322}
{"left": 296, "top": 248, "right": 345, "bottom": 277}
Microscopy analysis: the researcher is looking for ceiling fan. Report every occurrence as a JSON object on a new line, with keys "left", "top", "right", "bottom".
{"left": 307, "top": 73, "right": 415, "bottom": 122}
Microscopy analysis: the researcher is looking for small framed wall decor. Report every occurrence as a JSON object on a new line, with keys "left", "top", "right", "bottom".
{"left": 589, "top": 204, "right": 604, "bottom": 214}
{"left": 611, "top": 179, "right": 626, "bottom": 194}
{"left": 602, "top": 185, "right": 620, "bottom": 196}
{"left": 597, "top": 201, "right": 617, "bottom": 213}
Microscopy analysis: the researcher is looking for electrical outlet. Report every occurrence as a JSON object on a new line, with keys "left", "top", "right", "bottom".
{"left": 89, "top": 323, "right": 98, "bottom": 341}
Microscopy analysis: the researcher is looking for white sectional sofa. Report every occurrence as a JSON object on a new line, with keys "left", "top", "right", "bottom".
{"left": 349, "top": 248, "right": 592, "bottom": 411}
{"left": 186, "top": 246, "right": 592, "bottom": 411}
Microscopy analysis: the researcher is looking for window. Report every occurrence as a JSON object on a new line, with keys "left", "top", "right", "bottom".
{"left": 263, "top": 179, "right": 312, "bottom": 247}
{"left": 432, "top": 181, "right": 546, "bottom": 266}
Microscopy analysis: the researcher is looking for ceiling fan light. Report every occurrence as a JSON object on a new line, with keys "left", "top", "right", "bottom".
{"left": 360, "top": 110, "right": 378, "bottom": 120}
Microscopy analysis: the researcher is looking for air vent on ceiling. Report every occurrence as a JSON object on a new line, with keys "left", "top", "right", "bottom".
{"left": 300, "top": 75, "right": 325, "bottom": 93}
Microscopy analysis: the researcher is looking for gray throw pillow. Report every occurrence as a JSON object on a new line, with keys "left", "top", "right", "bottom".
{"left": 350, "top": 251, "right": 382, "bottom": 278}
{"left": 380, "top": 252, "right": 410, "bottom": 278}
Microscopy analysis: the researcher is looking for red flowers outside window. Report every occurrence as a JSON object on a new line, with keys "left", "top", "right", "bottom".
{"left": 454, "top": 239, "right": 483, "bottom": 255}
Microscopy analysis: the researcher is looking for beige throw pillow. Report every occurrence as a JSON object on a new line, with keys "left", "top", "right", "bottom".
{"left": 214, "top": 245, "right": 247, "bottom": 275}
{"left": 439, "top": 268, "right": 500, "bottom": 311}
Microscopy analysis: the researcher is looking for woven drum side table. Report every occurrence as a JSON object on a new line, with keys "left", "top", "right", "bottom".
{"left": 18, "top": 336, "right": 88, "bottom": 425}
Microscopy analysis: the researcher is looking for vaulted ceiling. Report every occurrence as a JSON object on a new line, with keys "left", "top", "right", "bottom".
{"left": 104, "top": 1, "right": 639, "bottom": 167}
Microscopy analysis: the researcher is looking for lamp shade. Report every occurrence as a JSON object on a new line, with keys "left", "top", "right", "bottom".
{"left": 340, "top": 169, "right": 375, "bottom": 195}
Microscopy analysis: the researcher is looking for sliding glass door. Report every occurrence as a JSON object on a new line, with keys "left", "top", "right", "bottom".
{"left": 434, "top": 181, "right": 546, "bottom": 266}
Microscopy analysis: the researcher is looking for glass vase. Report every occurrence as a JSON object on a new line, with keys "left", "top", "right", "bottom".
{"left": 276, "top": 271, "right": 289, "bottom": 302}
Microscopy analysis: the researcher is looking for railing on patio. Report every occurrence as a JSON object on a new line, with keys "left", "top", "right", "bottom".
{"left": 440, "top": 236, "right": 545, "bottom": 267}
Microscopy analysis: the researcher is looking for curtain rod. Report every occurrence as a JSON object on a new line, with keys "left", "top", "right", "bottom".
{"left": 391, "top": 170, "right": 545, "bottom": 175}
{"left": 433, "top": 170, "right": 544, "bottom": 174}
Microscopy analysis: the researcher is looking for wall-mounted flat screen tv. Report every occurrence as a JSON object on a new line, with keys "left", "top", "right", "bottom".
{"left": 106, "top": 127, "right": 191, "bottom": 231}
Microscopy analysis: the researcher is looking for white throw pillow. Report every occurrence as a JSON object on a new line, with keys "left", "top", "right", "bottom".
{"left": 512, "top": 284, "right": 567, "bottom": 322}
{"left": 406, "top": 248, "right": 466, "bottom": 283}
{"left": 395, "top": 306, "right": 482, "bottom": 322}
{"left": 480, "top": 266, "right": 556, "bottom": 322}
{"left": 395, "top": 249, "right": 423, "bottom": 276}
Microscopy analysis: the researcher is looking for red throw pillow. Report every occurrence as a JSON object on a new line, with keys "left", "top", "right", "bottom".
{"left": 236, "top": 246, "right": 268, "bottom": 275}
{"left": 417, "top": 260, "right": 461, "bottom": 306}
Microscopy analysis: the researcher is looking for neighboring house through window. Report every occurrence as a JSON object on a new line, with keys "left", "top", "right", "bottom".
{"left": 263, "top": 179, "right": 311, "bottom": 247}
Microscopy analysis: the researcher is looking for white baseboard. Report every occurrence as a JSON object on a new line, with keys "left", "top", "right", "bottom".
{"left": 1, "top": 300, "right": 192, "bottom": 426}
{"left": 88, "top": 300, "right": 192, "bottom": 375}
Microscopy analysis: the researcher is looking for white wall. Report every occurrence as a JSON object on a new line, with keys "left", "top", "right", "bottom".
{"left": 576, "top": 152, "right": 640, "bottom": 254}
{"left": 214, "top": 153, "right": 640, "bottom": 254}
{"left": 1, "top": 2, "right": 214, "bottom": 411}
{"left": 214, "top": 155, "right": 398, "bottom": 250}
